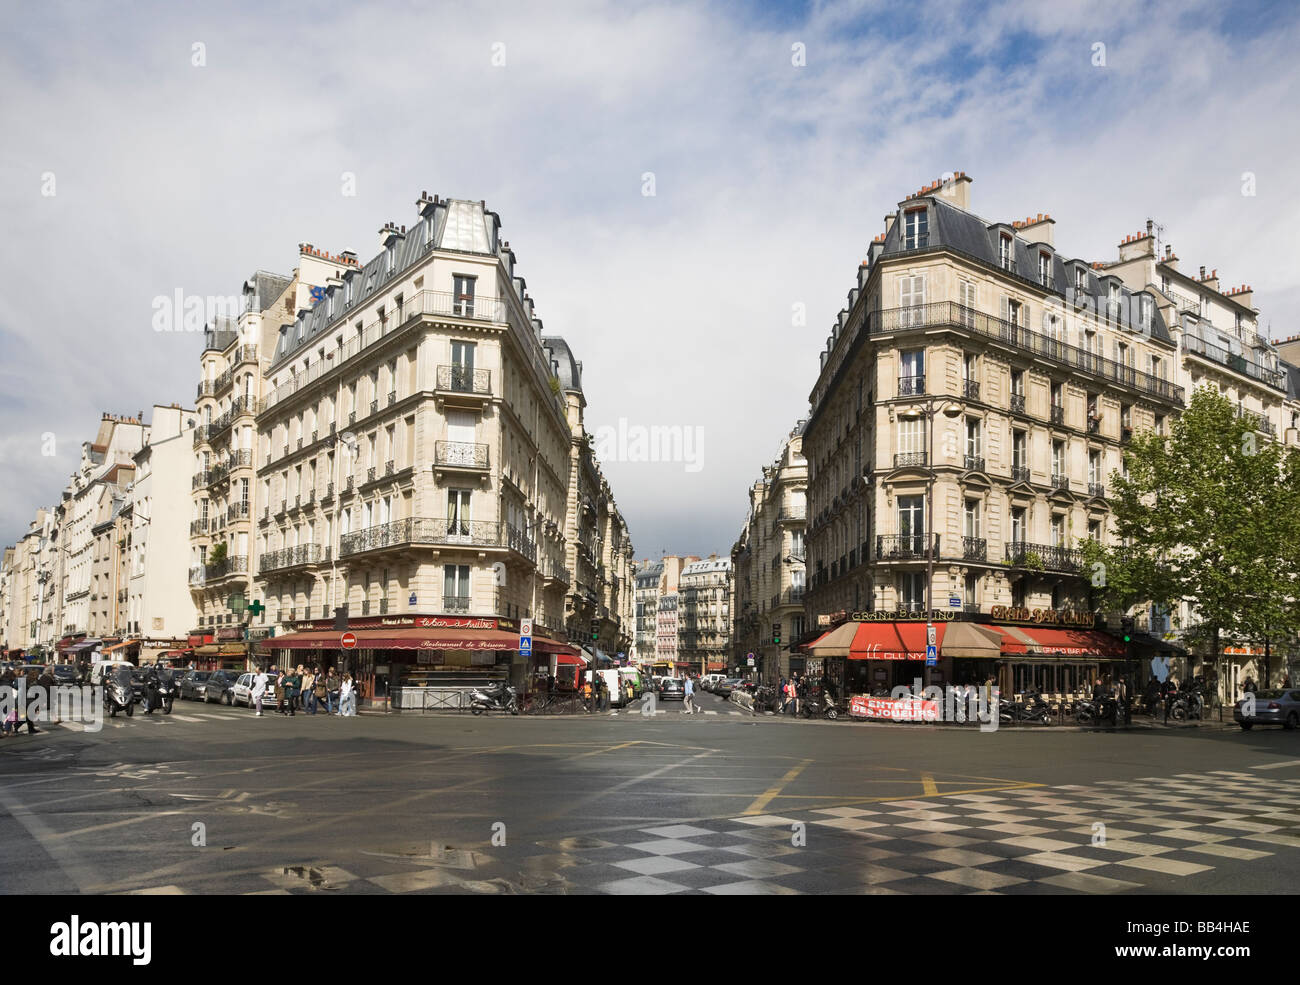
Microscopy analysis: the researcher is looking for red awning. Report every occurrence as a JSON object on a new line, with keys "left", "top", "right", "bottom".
{"left": 993, "top": 625, "right": 1124, "bottom": 658}
{"left": 554, "top": 652, "right": 585, "bottom": 666}
{"left": 848, "top": 622, "right": 933, "bottom": 660}
{"left": 532, "top": 637, "right": 582, "bottom": 656}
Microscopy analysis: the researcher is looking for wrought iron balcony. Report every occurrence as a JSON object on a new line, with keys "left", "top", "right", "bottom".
{"left": 258, "top": 543, "right": 323, "bottom": 573}
{"left": 1003, "top": 541, "right": 1083, "bottom": 574}
{"left": 963, "top": 379, "right": 980, "bottom": 400}
{"left": 894, "top": 452, "right": 928, "bottom": 468}
{"left": 204, "top": 555, "right": 248, "bottom": 579}
{"left": 435, "top": 440, "right": 489, "bottom": 470}
{"left": 1011, "top": 464, "right": 1031, "bottom": 483}
{"left": 197, "top": 380, "right": 217, "bottom": 399}
{"left": 436, "top": 365, "right": 491, "bottom": 395}
{"left": 370, "top": 400, "right": 378, "bottom": 416}
{"left": 963, "top": 454, "right": 985, "bottom": 472}
{"left": 235, "top": 344, "right": 258, "bottom": 365}
{"left": 443, "top": 594, "right": 472, "bottom": 614}
{"left": 192, "top": 471, "right": 210, "bottom": 490}
{"left": 227, "top": 501, "right": 251, "bottom": 521}
{"left": 192, "top": 424, "right": 212, "bottom": 447}
{"left": 876, "top": 533, "right": 939, "bottom": 560}
{"left": 367, "top": 467, "right": 377, "bottom": 483}
{"left": 1051, "top": 473, "right": 1070, "bottom": 491}
{"left": 387, "top": 390, "right": 397, "bottom": 407}
{"left": 339, "top": 517, "right": 527, "bottom": 558}
{"left": 1182, "top": 334, "right": 1286, "bottom": 391}
{"left": 961, "top": 536, "right": 987, "bottom": 561}
{"left": 1087, "top": 416, "right": 1101, "bottom": 434}
{"left": 189, "top": 519, "right": 209, "bottom": 536}
{"left": 898, "top": 375, "right": 926, "bottom": 396}
{"left": 384, "top": 460, "right": 395, "bottom": 476}
{"left": 1121, "top": 426, "right": 1133, "bottom": 444}
{"left": 1050, "top": 404, "right": 1065, "bottom": 425}
{"left": 1088, "top": 482, "right": 1106, "bottom": 498}
{"left": 1010, "top": 393, "right": 1026, "bottom": 415}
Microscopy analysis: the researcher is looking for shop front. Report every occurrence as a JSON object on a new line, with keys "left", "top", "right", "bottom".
{"left": 261, "top": 614, "right": 571, "bottom": 710}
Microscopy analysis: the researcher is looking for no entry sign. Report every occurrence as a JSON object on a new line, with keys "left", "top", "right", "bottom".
{"left": 341, "top": 632, "right": 358, "bottom": 649}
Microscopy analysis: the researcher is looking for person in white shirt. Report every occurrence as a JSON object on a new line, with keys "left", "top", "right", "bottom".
{"left": 251, "top": 667, "right": 269, "bottom": 716}
{"left": 340, "top": 674, "right": 356, "bottom": 717}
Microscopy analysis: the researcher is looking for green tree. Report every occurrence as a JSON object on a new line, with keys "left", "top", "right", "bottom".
{"left": 1082, "top": 386, "right": 1300, "bottom": 684}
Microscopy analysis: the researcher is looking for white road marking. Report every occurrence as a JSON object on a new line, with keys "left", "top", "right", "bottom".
{"left": 1254, "top": 760, "right": 1300, "bottom": 770}
{"left": 170, "top": 715, "right": 203, "bottom": 722}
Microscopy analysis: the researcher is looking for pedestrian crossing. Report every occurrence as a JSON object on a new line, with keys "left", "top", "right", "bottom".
{"left": 58, "top": 709, "right": 262, "bottom": 731}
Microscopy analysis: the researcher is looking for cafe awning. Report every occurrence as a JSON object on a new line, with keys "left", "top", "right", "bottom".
{"left": 941, "top": 622, "right": 1002, "bottom": 659}
{"left": 65, "top": 638, "right": 103, "bottom": 654}
{"left": 994, "top": 625, "right": 1125, "bottom": 658}
{"left": 809, "top": 622, "right": 930, "bottom": 660}
{"left": 102, "top": 639, "right": 140, "bottom": 654}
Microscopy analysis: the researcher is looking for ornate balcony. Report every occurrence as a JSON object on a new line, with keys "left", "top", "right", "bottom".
{"left": 434, "top": 440, "right": 489, "bottom": 471}
{"left": 258, "top": 543, "right": 323, "bottom": 573}
{"left": 876, "top": 533, "right": 939, "bottom": 560}
{"left": 893, "top": 452, "right": 928, "bottom": 468}
{"left": 1010, "top": 393, "right": 1026, "bottom": 415}
{"left": 1003, "top": 541, "right": 1083, "bottom": 574}
{"left": 1088, "top": 482, "right": 1106, "bottom": 498}
{"left": 1051, "top": 473, "right": 1070, "bottom": 491}
{"left": 963, "top": 454, "right": 985, "bottom": 472}
{"left": 1050, "top": 404, "right": 1065, "bottom": 425}
{"left": 961, "top": 536, "right": 987, "bottom": 561}
{"left": 436, "top": 365, "right": 492, "bottom": 399}
{"left": 1011, "top": 464, "right": 1031, "bottom": 483}
{"left": 963, "top": 379, "right": 980, "bottom": 400}
{"left": 898, "top": 375, "right": 926, "bottom": 397}
{"left": 340, "top": 517, "right": 530, "bottom": 559}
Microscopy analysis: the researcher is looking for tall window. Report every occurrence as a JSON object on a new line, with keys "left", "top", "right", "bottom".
{"left": 898, "top": 416, "right": 925, "bottom": 456}
{"left": 1012, "top": 430, "right": 1027, "bottom": 470}
{"left": 900, "top": 572, "right": 926, "bottom": 610}
{"left": 903, "top": 208, "right": 928, "bottom": 249}
{"left": 447, "top": 489, "right": 472, "bottom": 539}
{"left": 899, "top": 276, "right": 926, "bottom": 327}
{"left": 1038, "top": 253, "right": 1051, "bottom": 286}
{"left": 1052, "top": 440, "right": 1066, "bottom": 478}
{"left": 1051, "top": 514, "right": 1066, "bottom": 548}
{"left": 898, "top": 494, "right": 925, "bottom": 553}
{"left": 444, "top": 564, "right": 471, "bottom": 603}
{"left": 963, "top": 499, "right": 981, "bottom": 539}
{"left": 999, "top": 234, "right": 1014, "bottom": 270}
{"left": 965, "top": 417, "right": 981, "bottom": 459}
{"left": 1089, "top": 451, "right": 1101, "bottom": 486}
{"left": 959, "top": 281, "right": 977, "bottom": 327}
{"left": 1011, "top": 506, "right": 1027, "bottom": 543}
{"left": 899, "top": 348, "right": 924, "bottom": 393}
{"left": 453, "top": 275, "right": 476, "bottom": 317}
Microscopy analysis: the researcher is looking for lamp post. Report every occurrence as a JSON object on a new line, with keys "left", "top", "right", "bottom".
{"left": 900, "top": 398, "right": 962, "bottom": 687}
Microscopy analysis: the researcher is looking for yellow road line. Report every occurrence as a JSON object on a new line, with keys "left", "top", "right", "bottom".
{"left": 743, "top": 759, "right": 813, "bottom": 815}
{"left": 921, "top": 772, "right": 939, "bottom": 796}
{"left": 570, "top": 741, "right": 642, "bottom": 760}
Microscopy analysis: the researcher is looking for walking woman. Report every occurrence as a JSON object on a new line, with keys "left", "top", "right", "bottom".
{"left": 302, "top": 667, "right": 317, "bottom": 715}
{"left": 339, "top": 674, "right": 356, "bottom": 717}
{"left": 275, "top": 668, "right": 287, "bottom": 715}
{"left": 280, "top": 668, "right": 299, "bottom": 716}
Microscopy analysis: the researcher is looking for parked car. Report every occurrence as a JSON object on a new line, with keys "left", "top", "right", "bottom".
{"left": 231, "top": 672, "right": 260, "bottom": 707}
{"left": 716, "top": 677, "right": 744, "bottom": 698}
{"left": 178, "top": 670, "right": 213, "bottom": 701}
{"left": 199, "top": 670, "right": 240, "bottom": 704}
{"left": 659, "top": 678, "right": 685, "bottom": 701}
{"left": 1234, "top": 689, "right": 1300, "bottom": 730}
{"left": 51, "top": 664, "right": 80, "bottom": 685}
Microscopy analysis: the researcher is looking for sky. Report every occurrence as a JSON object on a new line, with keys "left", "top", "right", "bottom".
{"left": 1, "top": 0, "right": 1298, "bottom": 561}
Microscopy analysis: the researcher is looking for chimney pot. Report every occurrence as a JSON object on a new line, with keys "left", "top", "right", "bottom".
{"left": 1200, "top": 266, "right": 1206, "bottom": 279}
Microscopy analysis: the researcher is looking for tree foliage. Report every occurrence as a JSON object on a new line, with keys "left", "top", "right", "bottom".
{"left": 1081, "top": 386, "right": 1300, "bottom": 656}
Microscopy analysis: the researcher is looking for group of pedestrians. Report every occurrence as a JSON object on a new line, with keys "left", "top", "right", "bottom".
{"left": 777, "top": 673, "right": 806, "bottom": 716}
{"left": 248, "top": 664, "right": 358, "bottom": 718}
{"left": 0, "top": 664, "right": 45, "bottom": 736}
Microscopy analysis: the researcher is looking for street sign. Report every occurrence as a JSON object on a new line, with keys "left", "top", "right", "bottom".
{"left": 927, "top": 624, "right": 937, "bottom": 647}
{"left": 949, "top": 596, "right": 961, "bottom": 608}
{"left": 519, "top": 637, "right": 532, "bottom": 655}
{"left": 520, "top": 618, "right": 533, "bottom": 637}
{"left": 747, "top": 652, "right": 754, "bottom": 661}
{"left": 341, "top": 632, "right": 357, "bottom": 650}
{"left": 747, "top": 656, "right": 755, "bottom": 666}
{"left": 926, "top": 644, "right": 938, "bottom": 665}
{"left": 409, "top": 592, "right": 417, "bottom": 607}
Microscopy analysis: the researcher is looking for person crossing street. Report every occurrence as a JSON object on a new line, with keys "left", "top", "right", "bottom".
{"left": 683, "top": 675, "right": 697, "bottom": 714}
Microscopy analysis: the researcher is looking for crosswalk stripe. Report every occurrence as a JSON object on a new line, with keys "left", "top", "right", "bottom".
{"left": 170, "top": 715, "right": 203, "bottom": 722}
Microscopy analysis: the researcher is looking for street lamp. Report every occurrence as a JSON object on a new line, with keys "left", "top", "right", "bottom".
{"left": 899, "top": 398, "right": 963, "bottom": 686}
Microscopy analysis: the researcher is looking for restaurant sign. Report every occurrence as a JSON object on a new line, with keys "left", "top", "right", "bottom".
{"left": 988, "top": 606, "right": 1095, "bottom": 627}
{"left": 289, "top": 614, "right": 520, "bottom": 633}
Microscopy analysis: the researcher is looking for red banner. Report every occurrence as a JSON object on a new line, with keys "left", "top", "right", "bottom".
{"left": 849, "top": 694, "right": 940, "bottom": 722}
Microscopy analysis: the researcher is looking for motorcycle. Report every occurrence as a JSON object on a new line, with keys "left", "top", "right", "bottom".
{"left": 142, "top": 669, "right": 175, "bottom": 715}
{"left": 104, "top": 667, "right": 135, "bottom": 718}
{"left": 1076, "top": 693, "right": 1120, "bottom": 725}
{"left": 1000, "top": 689, "right": 1054, "bottom": 725}
{"left": 469, "top": 681, "right": 519, "bottom": 715}
{"left": 800, "top": 687, "right": 843, "bottom": 721}
{"left": 1168, "top": 687, "right": 1205, "bottom": 722}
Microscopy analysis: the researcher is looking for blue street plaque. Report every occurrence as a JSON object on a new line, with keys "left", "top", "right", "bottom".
{"left": 925, "top": 644, "right": 938, "bottom": 666}
{"left": 519, "top": 636, "right": 532, "bottom": 654}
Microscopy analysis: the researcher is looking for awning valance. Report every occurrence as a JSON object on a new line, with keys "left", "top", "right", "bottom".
{"left": 260, "top": 626, "right": 531, "bottom": 652}
{"left": 993, "top": 625, "right": 1124, "bottom": 658}
{"left": 102, "top": 639, "right": 140, "bottom": 654}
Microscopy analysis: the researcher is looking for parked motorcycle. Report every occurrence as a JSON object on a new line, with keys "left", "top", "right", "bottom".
{"left": 1076, "top": 693, "right": 1120, "bottom": 725}
{"left": 142, "top": 668, "right": 175, "bottom": 715}
{"left": 1168, "top": 687, "right": 1205, "bottom": 722}
{"left": 800, "top": 687, "right": 842, "bottom": 721}
{"left": 104, "top": 667, "right": 135, "bottom": 718}
{"left": 1000, "top": 689, "right": 1054, "bottom": 725}
{"left": 469, "top": 681, "right": 519, "bottom": 715}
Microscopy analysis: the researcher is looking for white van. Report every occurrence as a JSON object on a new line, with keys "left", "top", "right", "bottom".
{"left": 89, "top": 660, "right": 135, "bottom": 687}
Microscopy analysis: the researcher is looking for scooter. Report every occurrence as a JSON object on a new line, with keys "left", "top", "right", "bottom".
{"left": 800, "top": 688, "right": 842, "bottom": 721}
{"left": 1168, "top": 687, "right": 1205, "bottom": 722}
{"left": 142, "top": 671, "right": 175, "bottom": 715}
{"left": 469, "top": 681, "right": 519, "bottom": 715}
{"left": 1076, "top": 693, "right": 1120, "bottom": 725}
{"left": 104, "top": 668, "right": 135, "bottom": 718}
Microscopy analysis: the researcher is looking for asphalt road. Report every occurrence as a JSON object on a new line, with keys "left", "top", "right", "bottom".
{"left": 3, "top": 689, "right": 1300, "bottom": 895}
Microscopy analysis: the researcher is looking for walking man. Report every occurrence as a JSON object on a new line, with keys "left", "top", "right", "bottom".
{"left": 683, "top": 674, "right": 696, "bottom": 714}
{"left": 251, "top": 666, "right": 268, "bottom": 716}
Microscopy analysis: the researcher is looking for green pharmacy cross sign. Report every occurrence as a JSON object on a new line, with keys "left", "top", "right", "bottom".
{"left": 246, "top": 599, "right": 265, "bottom": 618}
{"left": 228, "top": 593, "right": 247, "bottom": 614}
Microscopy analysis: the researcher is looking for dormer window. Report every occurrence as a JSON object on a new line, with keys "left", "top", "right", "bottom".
{"left": 327, "top": 290, "right": 336, "bottom": 317}
{"left": 344, "top": 275, "right": 354, "bottom": 305}
{"left": 1038, "top": 253, "right": 1051, "bottom": 287}
{"left": 904, "top": 208, "right": 928, "bottom": 250}
{"left": 999, "top": 234, "right": 1014, "bottom": 272}
{"left": 1107, "top": 283, "right": 1121, "bottom": 322}
{"left": 386, "top": 244, "right": 396, "bottom": 276}
{"left": 1075, "top": 267, "right": 1087, "bottom": 293}
{"left": 1138, "top": 295, "right": 1152, "bottom": 327}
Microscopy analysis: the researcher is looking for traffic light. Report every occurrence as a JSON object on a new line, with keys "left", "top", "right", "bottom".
{"left": 1120, "top": 616, "right": 1134, "bottom": 644}
{"left": 590, "top": 618, "right": 600, "bottom": 641}
{"left": 772, "top": 623, "right": 782, "bottom": 646}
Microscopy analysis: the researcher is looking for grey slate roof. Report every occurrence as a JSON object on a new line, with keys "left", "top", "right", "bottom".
{"left": 879, "top": 197, "right": 1172, "bottom": 343}
{"left": 1284, "top": 360, "right": 1300, "bottom": 401}
{"left": 269, "top": 198, "right": 503, "bottom": 371}
{"left": 540, "top": 335, "right": 582, "bottom": 393}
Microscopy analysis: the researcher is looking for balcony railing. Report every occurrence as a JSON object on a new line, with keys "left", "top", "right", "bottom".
{"left": 435, "top": 441, "right": 489, "bottom": 470}
{"left": 340, "top": 518, "right": 521, "bottom": 558}
{"left": 227, "top": 501, "right": 251, "bottom": 521}
{"left": 1009, "top": 393, "right": 1026, "bottom": 415}
{"left": 196, "top": 380, "right": 217, "bottom": 399}
{"left": 1011, "top": 464, "right": 1030, "bottom": 483}
{"left": 963, "top": 379, "right": 980, "bottom": 400}
{"left": 963, "top": 454, "right": 985, "bottom": 472}
{"left": 1051, "top": 473, "right": 1070, "bottom": 491}
{"left": 898, "top": 375, "right": 926, "bottom": 396}
{"left": 204, "top": 555, "right": 248, "bottom": 579}
{"left": 872, "top": 302, "right": 1184, "bottom": 403}
{"left": 1003, "top": 541, "right": 1083, "bottom": 574}
{"left": 436, "top": 365, "right": 491, "bottom": 395}
{"left": 189, "top": 519, "right": 209, "bottom": 536}
{"left": 258, "top": 543, "right": 323, "bottom": 573}
{"left": 876, "top": 533, "right": 939, "bottom": 560}
{"left": 1050, "top": 404, "right": 1065, "bottom": 425}
{"left": 1182, "top": 334, "right": 1286, "bottom": 391}
{"left": 192, "top": 425, "right": 211, "bottom": 448}
{"left": 961, "top": 536, "right": 987, "bottom": 561}
{"left": 1087, "top": 416, "right": 1101, "bottom": 434}
{"left": 1088, "top": 482, "right": 1106, "bottom": 498}
{"left": 893, "top": 452, "right": 928, "bottom": 468}
{"left": 192, "top": 471, "right": 210, "bottom": 489}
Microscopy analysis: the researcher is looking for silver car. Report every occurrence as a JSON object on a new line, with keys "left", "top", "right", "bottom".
{"left": 1234, "top": 689, "right": 1300, "bottom": 730}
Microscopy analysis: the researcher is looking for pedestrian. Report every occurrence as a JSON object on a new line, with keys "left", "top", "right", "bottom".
{"left": 294, "top": 665, "right": 306, "bottom": 711}
{"left": 1243, "top": 676, "right": 1257, "bottom": 695}
{"left": 1284, "top": 675, "right": 1293, "bottom": 688}
{"left": 324, "top": 667, "right": 340, "bottom": 714}
{"left": 282, "top": 667, "right": 299, "bottom": 716}
{"left": 582, "top": 675, "right": 593, "bottom": 713}
{"left": 311, "top": 668, "right": 327, "bottom": 714}
{"left": 251, "top": 665, "right": 268, "bottom": 716}
{"left": 339, "top": 674, "right": 356, "bottom": 716}
{"left": 303, "top": 667, "right": 317, "bottom": 714}
{"left": 683, "top": 674, "right": 696, "bottom": 714}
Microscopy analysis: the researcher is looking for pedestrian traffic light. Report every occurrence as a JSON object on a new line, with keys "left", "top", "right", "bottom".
{"left": 590, "top": 618, "right": 599, "bottom": 641}
{"left": 772, "top": 623, "right": 782, "bottom": 646}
